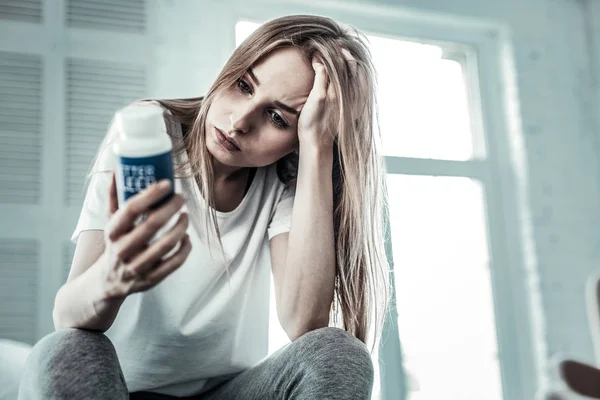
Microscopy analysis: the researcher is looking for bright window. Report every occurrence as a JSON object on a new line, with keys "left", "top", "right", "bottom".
{"left": 370, "top": 36, "right": 475, "bottom": 160}
{"left": 387, "top": 174, "right": 502, "bottom": 399}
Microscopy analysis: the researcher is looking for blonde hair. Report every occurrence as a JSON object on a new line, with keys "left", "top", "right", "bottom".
{"left": 157, "top": 15, "right": 390, "bottom": 348}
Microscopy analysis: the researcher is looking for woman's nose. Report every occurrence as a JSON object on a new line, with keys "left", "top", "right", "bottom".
{"left": 228, "top": 110, "right": 251, "bottom": 134}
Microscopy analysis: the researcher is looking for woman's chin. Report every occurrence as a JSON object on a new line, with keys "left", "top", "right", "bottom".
{"left": 207, "top": 142, "right": 247, "bottom": 169}
{"left": 207, "top": 141, "right": 233, "bottom": 160}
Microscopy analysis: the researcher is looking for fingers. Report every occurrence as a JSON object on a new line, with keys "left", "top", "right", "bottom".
{"left": 311, "top": 56, "right": 340, "bottom": 102}
{"left": 114, "top": 194, "right": 187, "bottom": 261}
{"left": 339, "top": 48, "right": 367, "bottom": 118}
{"left": 129, "top": 234, "right": 192, "bottom": 293}
{"left": 311, "top": 48, "right": 359, "bottom": 94}
{"left": 123, "top": 212, "right": 189, "bottom": 277}
{"left": 108, "top": 180, "right": 175, "bottom": 241}
{"left": 341, "top": 48, "right": 358, "bottom": 76}
{"left": 311, "top": 57, "right": 329, "bottom": 101}
{"left": 341, "top": 48, "right": 367, "bottom": 94}
{"left": 341, "top": 48, "right": 356, "bottom": 62}
{"left": 108, "top": 172, "right": 119, "bottom": 216}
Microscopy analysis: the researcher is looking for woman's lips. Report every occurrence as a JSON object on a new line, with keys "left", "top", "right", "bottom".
{"left": 215, "top": 127, "right": 241, "bottom": 151}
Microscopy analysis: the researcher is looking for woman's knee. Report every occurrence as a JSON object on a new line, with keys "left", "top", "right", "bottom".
{"left": 293, "top": 327, "right": 374, "bottom": 382}
{"left": 19, "top": 328, "right": 121, "bottom": 398}
{"left": 25, "top": 328, "right": 115, "bottom": 370}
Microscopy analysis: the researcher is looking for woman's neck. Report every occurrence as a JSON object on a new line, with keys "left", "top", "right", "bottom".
{"left": 211, "top": 158, "right": 247, "bottom": 184}
{"left": 209, "top": 162, "right": 257, "bottom": 212}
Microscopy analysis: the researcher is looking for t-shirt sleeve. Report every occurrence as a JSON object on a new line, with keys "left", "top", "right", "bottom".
{"left": 267, "top": 184, "right": 295, "bottom": 240}
{"left": 70, "top": 117, "right": 119, "bottom": 244}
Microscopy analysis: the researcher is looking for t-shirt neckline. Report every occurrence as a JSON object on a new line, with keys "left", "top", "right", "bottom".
{"left": 191, "top": 166, "right": 264, "bottom": 219}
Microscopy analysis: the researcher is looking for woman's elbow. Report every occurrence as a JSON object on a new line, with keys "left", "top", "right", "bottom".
{"left": 283, "top": 314, "right": 330, "bottom": 341}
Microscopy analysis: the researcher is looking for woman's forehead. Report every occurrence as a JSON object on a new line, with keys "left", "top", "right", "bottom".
{"left": 251, "top": 47, "right": 313, "bottom": 103}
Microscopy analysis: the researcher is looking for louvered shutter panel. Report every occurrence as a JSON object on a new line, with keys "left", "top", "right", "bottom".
{"left": 0, "top": 0, "right": 42, "bottom": 24}
{"left": 65, "top": 58, "right": 146, "bottom": 206}
{"left": 66, "top": 0, "right": 146, "bottom": 33}
{"left": 0, "top": 52, "right": 42, "bottom": 204}
{"left": 0, "top": 239, "right": 38, "bottom": 345}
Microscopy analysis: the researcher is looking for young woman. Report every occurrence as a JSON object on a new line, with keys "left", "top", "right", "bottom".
{"left": 19, "top": 14, "right": 390, "bottom": 400}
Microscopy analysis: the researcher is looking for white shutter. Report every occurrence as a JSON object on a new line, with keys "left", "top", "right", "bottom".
{"left": 66, "top": 0, "right": 146, "bottom": 33}
{"left": 0, "top": 239, "right": 38, "bottom": 345}
{"left": 65, "top": 58, "right": 146, "bottom": 205}
{"left": 0, "top": 51, "right": 42, "bottom": 205}
{"left": 0, "top": 0, "right": 42, "bottom": 24}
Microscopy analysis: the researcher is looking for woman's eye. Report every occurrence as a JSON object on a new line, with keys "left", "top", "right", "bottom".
{"left": 269, "top": 111, "right": 287, "bottom": 128}
{"left": 237, "top": 79, "right": 252, "bottom": 94}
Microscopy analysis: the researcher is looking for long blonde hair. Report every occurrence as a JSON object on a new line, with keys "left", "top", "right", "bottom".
{"left": 157, "top": 15, "right": 390, "bottom": 348}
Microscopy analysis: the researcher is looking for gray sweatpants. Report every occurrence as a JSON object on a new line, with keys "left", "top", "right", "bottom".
{"left": 18, "top": 327, "right": 374, "bottom": 400}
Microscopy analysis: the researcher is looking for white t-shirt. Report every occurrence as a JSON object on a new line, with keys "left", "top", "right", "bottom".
{"left": 70, "top": 102, "right": 295, "bottom": 396}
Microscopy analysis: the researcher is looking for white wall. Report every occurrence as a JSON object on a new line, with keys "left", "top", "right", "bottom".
{"left": 590, "top": 0, "right": 600, "bottom": 156}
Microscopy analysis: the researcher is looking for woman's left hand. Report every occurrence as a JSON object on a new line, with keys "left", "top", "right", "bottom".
{"left": 297, "top": 57, "right": 338, "bottom": 151}
{"left": 297, "top": 51, "right": 359, "bottom": 151}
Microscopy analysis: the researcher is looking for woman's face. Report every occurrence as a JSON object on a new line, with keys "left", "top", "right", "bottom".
{"left": 205, "top": 47, "right": 314, "bottom": 169}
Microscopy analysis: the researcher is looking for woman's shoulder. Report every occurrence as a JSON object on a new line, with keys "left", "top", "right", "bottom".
{"left": 118, "top": 99, "right": 165, "bottom": 114}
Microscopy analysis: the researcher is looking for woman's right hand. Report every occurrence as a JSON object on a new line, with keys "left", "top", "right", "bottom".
{"left": 100, "top": 173, "right": 192, "bottom": 299}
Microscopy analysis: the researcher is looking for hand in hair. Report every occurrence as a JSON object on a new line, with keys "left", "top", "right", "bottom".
{"left": 341, "top": 48, "right": 358, "bottom": 76}
{"left": 297, "top": 56, "right": 338, "bottom": 150}
{"left": 297, "top": 49, "right": 363, "bottom": 151}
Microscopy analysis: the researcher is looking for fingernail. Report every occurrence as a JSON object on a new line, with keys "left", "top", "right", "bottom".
{"left": 159, "top": 180, "right": 171, "bottom": 190}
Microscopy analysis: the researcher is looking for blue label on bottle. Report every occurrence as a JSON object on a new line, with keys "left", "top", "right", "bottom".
{"left": 119, "top": 151, "right": 174, "bottom": 209}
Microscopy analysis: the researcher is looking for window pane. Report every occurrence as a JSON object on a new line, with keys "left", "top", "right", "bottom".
{"left": 236, "top": 21, "right": 259, "bottom": 46}
{"left": 387, "top": 174, "right": 502, "bottom": 400}
{"left": 370, "top": 36, "right": 474, "bottom": 160}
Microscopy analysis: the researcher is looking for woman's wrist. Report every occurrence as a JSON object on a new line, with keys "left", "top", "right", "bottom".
{"left": 298, "top": 137, "right": 334, "bottom": 161}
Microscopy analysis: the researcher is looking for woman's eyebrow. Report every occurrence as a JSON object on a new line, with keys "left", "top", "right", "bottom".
{"left": 248, "top": 68, "right": 260, "bottom": 86}
{"left": 274, "top": 101, "right": 299, "bottom": 116}
{"left": 248, "top": 68, "right": 299, "bottom": 116}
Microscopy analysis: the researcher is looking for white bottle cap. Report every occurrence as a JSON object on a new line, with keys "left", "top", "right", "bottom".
{"left": 116, "top": 104, "right": 165, "bottom": 138}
